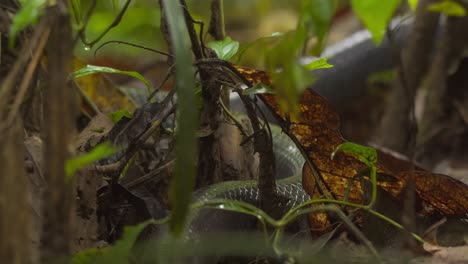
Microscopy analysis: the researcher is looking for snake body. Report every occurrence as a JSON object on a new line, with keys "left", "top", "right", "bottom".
{"left": 190, "top": 18, "right": 413, "bottom": 204}
{"left": 192, "top": 125, "right": 307, "bottom": 210}
{"left": 123, "top": 19, "right": 414, "bottom": 232}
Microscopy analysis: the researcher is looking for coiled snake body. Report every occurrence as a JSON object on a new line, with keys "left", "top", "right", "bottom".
{"left": 124, "top": 19, "right": 414, "bottom": 234}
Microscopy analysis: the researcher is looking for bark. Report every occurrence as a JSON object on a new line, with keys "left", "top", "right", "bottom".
{"left": 40, "top": 1, "right": 77, "bottom": 261}
{"left": 0, "top": 121, "right": 33, "bottom": 264}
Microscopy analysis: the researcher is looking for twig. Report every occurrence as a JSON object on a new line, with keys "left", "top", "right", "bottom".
{"left": 74, "top": 0, "right": 131, "bottom": 48}
{"left": 219, "top": 98, "right": 249, "bottom": 138}
{"left": 180, "top": 0, "right": 203, "bottom": 60}
{"left": 93, "top": 40, "right": 173, "bottom": 59}
{"left": 96, "top": 90, "right": 176, "bottom": 176}
{"left": 208, "top": 0, "right": 225, "bottom": 40}
{"left": 2, "top": 26, "right": 50, "bottom": 132}
{"left": 72, "top": 0, "right": 96, "bottom": 46}
{"left": 124, "top": 159, "right": 175, "bottom": 189}
{"left": 0, "top": 18, "right": 49, "bottom": 110}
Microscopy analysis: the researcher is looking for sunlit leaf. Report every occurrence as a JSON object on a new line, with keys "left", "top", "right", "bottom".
{"left": 332, "top": 142, "right": 377, "bottom": 166}
{"left": 65, "top": 142, "right": 118, "bottom": 179}
{"left": 351, "top": 0, "right": 400, "bottom": 44}
{"left": 303, "top": 57, "right": 333, "bottom": 71}
{"left": 72, "top": 64, "right": 151, "bottom": 90}
{"left": 207, "top": 36, "right": 240, "bottom": 61}
{"left": 428, "top": 0, "right": 466, "bottom": 16}
{"left": 108, "top": 109, "right": 133, "bottom": 123}
{"left": 9, "top": 0, "right": 48, "bottom": 48}
{"left": 73, "top": 59, "right": 136, "bottom": 114}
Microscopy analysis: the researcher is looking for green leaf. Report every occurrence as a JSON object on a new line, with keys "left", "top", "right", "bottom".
{"left": 301, "top": 0, "right": 336, "bottom": 55}
{"left": 65, "top": 142, "right": 118, "bottom": 179}
{"left": 9, "top": 0, "right": 48, "bottom": 48}
{"left": 303, "top": 57, "right": 334, "bottom": 71}
{"left": 242, "top": 83, "right": 275, "bottom": 95}
{"left": 235, "top": 32, "right": 284, "bottom": 63}
{"left": 270, "top": 62, "right": 315, "bottom": 116}
{"left": 72, "top": 248, "right": 104, "bottom": 264}
{"left": 161, "top": 0, "right": 198, "bottom": 237}
{"left": 108, "top": 109, "right": 133, "bottom": 123}
{"left": 331, "top": 142, "right": 377, "bottom": 166}
{"left": 207, "top": 36, "right": 240, "bottom": 61}
{"left": 265, "top": 28, "right": 315, "bottom": 116}
{"left": 351, "top": 0, "right": 400, "bottom": 44}
{"left": 408, "top": 0, "right": 419, "bottom": 10}
{"left": 72, "top": 65, "right": 151, "bottom": 90}
{"left": 428, "top": 0, "right": 466, "bottom": 16}
{"left": 72, "top": 221, "right": 152, "bottom": 264}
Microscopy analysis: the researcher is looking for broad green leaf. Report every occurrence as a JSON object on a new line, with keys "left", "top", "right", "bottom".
{"left": 162, "top": 0, "right": 198, "bottom": 237}
{"left": 65, "top": 142, "right": 118, "bottom": 179}
{"left": 207, "top": 36, "right": 240, "bottom": 61}
{"left": 428, "top": 0, "right": 466, "bottom": 16}
{"left": 265, "top": 28, "right": 314, "bottom": 116}
{"left": 236, "top": 32, "right": 283, "bottom": 63}
{"left": 108, "top": 109, "right": 133, "bottom": 123}
{"left": 72, "top": 221, "right": 152, "bottom": 264}
{"left": 408, "top": 0, "right": 419, "bottom": 10}
{"left": 270, "top": 62, "right": 315, "bottom": 116}
{"left": 303, "top": 57, "right": 334, "bottom": 71}
{"left": 301, "top": 0, "right": 336, "bottom": 55}
{"left": 72, "top": 65, "right": 151, "bottom": 90}
{"left": 242, "top": 83, "right": 275, "bottom": 95}
{"left": 9, "top": 0, "right": 48, "bottom": 48}
{"left": 351, "top": 0, "right": 400, "bottom": 44}
{"left": 331, "top": 142, "right": 377, "bottom": 166}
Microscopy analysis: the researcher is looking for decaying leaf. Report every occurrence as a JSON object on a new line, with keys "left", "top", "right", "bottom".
{"left": 73, "top": 58, "right": 136, "bottom": 114}
{"left": 231, "top": 64, "right": 468, "bottom": 234}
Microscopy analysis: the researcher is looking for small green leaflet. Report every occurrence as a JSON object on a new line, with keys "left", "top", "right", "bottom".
{"left": 108, "top": 109, "right": 133, "bottom": 123}
{"left": 303, "top": 57, "right": 333, "bottom": 71}
{"left": 72, "top": 65, "right": 151, "bottom": 90}
{"left": 428, "top": 0, "right": 466, "bottom": 16}
{"left": 65, "top": 141, "right": 118, "bottom": 179}
{"left": 331, "top": 142, "right": 377, "bottom": 167}
{"left": 351, "top": 0, "right": 400, "bottom": 44}
{"left": 207, "top": 36, "right": 240, "bottom": 61}
{"left": 9, "top": 0, "right": 48, "bottom": 48}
